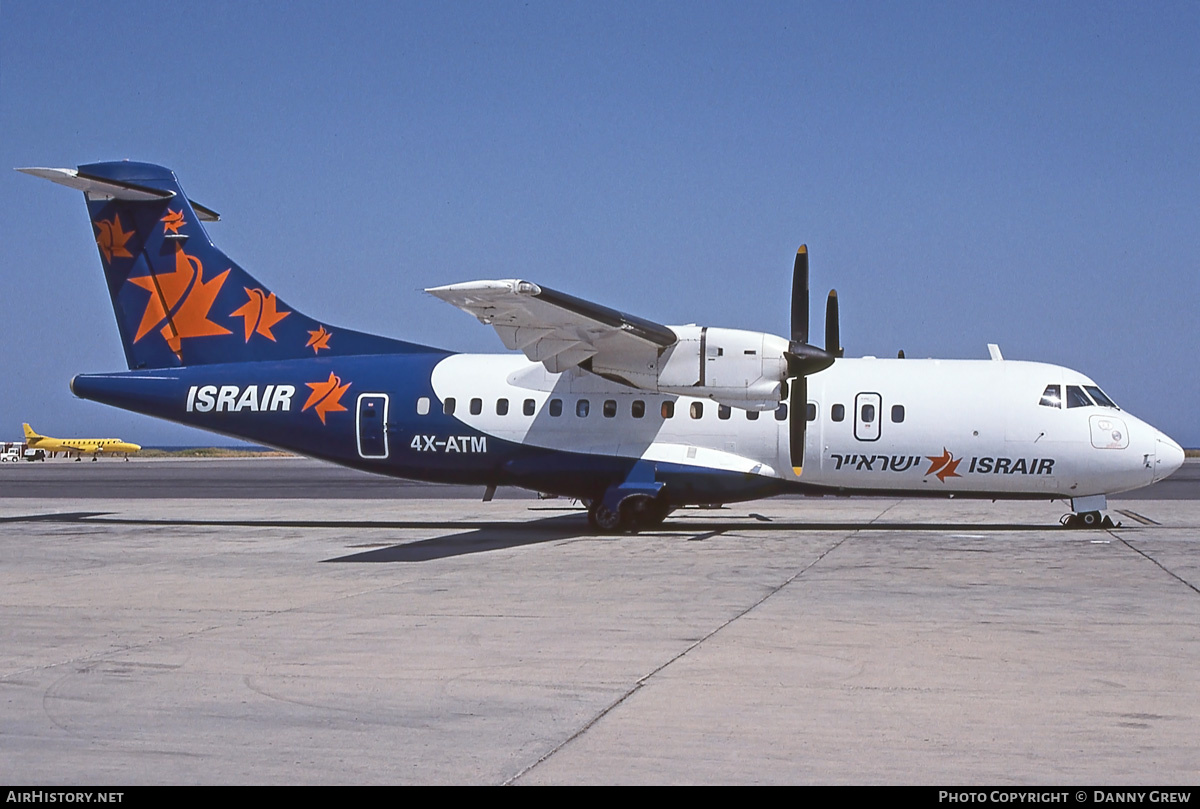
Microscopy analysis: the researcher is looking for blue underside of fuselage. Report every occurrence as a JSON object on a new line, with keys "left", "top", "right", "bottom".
{"left": 69, "top": 353, "right": 796, "bottom": 505}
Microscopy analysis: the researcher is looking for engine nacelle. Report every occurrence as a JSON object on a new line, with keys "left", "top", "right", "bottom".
{"left": 588, "top": 326, "right": 789, "bottom": 410}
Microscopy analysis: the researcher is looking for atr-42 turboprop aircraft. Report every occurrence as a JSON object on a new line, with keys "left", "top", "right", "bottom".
{"left": 19, "top": 161, "right": 1184, "bottom": 530}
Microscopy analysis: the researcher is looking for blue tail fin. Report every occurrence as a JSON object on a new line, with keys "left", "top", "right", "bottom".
{"left": 22, "top": 161, "right": 438, "bottom": 369}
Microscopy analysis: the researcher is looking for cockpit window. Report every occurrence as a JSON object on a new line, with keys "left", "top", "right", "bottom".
{"left": 1065, "top": 385, "right": 1094, "bottom": 409}
{"left": 1084, "top": 385, "right": 1119, "bottom": 409}
{"left": 1039, "top": 385, "right": 1061, "bottom": 409}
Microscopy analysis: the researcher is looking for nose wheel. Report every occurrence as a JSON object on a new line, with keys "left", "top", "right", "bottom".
{"left": 1060, "top": 510, "right": 1119, "bottom": 529}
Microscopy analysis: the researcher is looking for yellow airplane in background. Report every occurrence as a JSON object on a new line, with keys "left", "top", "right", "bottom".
{"left": 23, "top": 423, "right": 141, "bottom": 461}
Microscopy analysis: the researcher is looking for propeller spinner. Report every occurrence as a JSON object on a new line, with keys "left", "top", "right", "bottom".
{"left": 784, "top": 245, "right": 840, "bottom": 474}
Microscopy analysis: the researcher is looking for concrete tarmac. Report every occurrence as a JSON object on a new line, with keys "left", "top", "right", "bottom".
{"left": 1, "top": 459, "right": 1198, "bottom": 784}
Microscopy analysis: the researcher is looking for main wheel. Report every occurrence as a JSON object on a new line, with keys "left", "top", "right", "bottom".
{"left": 623, "top": 494, "right": 670, "bottom": 529}
{"left": 591, "top": 504, "right": 623, "bottom": 532}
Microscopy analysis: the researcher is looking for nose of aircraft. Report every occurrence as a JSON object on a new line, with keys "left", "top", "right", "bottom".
{"left": 1154, "top": 433, "right": 1186, "bottom": 483}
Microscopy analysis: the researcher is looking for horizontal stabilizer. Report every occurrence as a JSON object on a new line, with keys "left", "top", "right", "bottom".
{"left": 16, "top": 167, "right": 220, "bottom": 221}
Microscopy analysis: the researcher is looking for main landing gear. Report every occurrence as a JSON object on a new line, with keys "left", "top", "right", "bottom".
{"left": 586, "top": 493, "right": 671, "bottom": 533}
{"left": 584, "top": 460, "right": 671, "bottom": 533}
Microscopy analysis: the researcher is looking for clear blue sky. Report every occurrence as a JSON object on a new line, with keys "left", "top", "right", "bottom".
{"left": 2, "top": 1, "right": 1197, "bottom": 446}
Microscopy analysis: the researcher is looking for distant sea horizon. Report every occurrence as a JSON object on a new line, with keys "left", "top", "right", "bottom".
{"left": 143, "top": 445, "right": 276, "bottom": 452}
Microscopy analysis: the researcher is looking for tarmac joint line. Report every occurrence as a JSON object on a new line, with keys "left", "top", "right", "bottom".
{"left": 1114, "top": 534, "right": 1200, "bottom": 596}
{"left": 502, "top": 503, "right": 903, "bottom": 784}
{"left": 1116, "top": 508, "right": 1161, "bottom": 525}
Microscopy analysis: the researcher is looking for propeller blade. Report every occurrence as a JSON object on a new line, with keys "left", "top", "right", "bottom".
{"left": 825, "top": 289, "right": 842, "bottom": 358}
{"left": 791, "top": 245, "right": 809, "bottom": 345}
{"left": 789, "top": 375, "right": 807, "bottom": 475}
{"left": 785, "top": 244, "right": 834, "bottom": 476}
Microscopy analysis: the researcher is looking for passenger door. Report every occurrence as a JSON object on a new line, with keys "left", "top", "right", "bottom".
{"left": 357, "top": 393, "right": 389, "bottom": 459}
{"left": 854, "top": 392, "right": 882, "bottom": 442}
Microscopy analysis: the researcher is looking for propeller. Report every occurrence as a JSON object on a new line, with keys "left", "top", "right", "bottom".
{"left": 783, "top": 245, "right": 840, "bottom": 475}
{"left": 826, "top": 290, "right": 843, "bottom": 359}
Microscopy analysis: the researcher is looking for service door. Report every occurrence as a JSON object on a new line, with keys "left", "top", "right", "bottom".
{"left": 854, "top": 392, "right": 882, "bottom": 442}
{"left": 357, "top": 393, "right": 389, "bottom": 459}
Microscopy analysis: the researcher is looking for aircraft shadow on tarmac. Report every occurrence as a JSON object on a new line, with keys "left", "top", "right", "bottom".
{"left": 1, "top": 510, "right": 1097, "bottom": 563}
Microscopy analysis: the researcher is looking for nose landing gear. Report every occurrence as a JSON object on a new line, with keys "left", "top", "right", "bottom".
{"left": 1062, "top": 495, "right": 1120, "bottom": 529}
{"left": 1060, "top": 510, "right": 1120, "bottom": 529}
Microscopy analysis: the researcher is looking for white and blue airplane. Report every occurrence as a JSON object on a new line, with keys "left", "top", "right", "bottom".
{"left": 19, "top": 161, "right": 1185, "bottom": 530}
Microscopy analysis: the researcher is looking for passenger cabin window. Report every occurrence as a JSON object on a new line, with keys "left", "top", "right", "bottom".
{"left": 746, "top": 410, "right": 759, "bottom": 421}
{"left": 690, "top": 402, "right": 704, "bottom": 419}
{"left": 775, "top": 403, "right": 788, "bottom": 421}
{"left": 632, "top": 400, "right": 645, "bottom": 419}
{"left": 576, "top": 399, "right": 590, "bottom": 417}
{"left": 443, "top": 397, "right": 456, "bottom": 416}
{"left": 523, "top": 399, "right": 535, "bottom": 416}
{"left": 1066, "top": 385, "right": 1093, "bottom": 409}
{"left": 806, "top": 403, "right": 816, "bottom": 422}
{"left": 861, "top": 403, "right": 876, "bottom": 423}
{"left": 1039, "top": 385, "right": 1062, "bottom": 409}
{"left": 496, "top": 398, "right": 509, "bottom": 416}
{"left": 416, "top": 397, "right": 430, "bottom": 416}
{"left": 718, "top": 404, "right": 731, "bottom": 420}
{"left": 549, "top": 399, "right": 563, "bottom": 417}
{"left": 603, "top": 400, "right": 617, "bottom": 418}
{"left": 1085, "top": 386, "right": 1119, "bottom": 409}
{"left": 470, "top": 398, "right": 482, "bottom": 415}
{"left": 891, "top": 404, "right": 905, "bottom": 423}
{"left": 662, "top": 401, "right": 675, "bottom": 419}
{"left": 831, "top": 404, "right": 845, "bottom": 422}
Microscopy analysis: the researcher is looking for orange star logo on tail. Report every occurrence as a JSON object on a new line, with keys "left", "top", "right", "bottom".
{"left": 161, "top": 209, "right": 186, "bottom": 234}
{"left": 231, "top": 288, "right": 290, "bottom": 341}
{"left": 306, "top": 325, "right": 332, "bottom": 353}
{"left": 94, "top": 214, "right": 134, "bottom": 262}
{"left": 924, "top": 448, "right": 962, "bottom": 482}
{"left": 127, "top": 244, "right": 231, "bottom": 354}
{"left": 302, "top": 372, "right": 351, "bottom": 424}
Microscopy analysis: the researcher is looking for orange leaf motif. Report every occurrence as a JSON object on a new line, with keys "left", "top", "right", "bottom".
{"left": 306, "top": 325, "right": 332, "bottom": 353}
{"left": 231, "top": 287, "right": 290, "bottom": 342}
{"left": 924, "top": 448, "right": 962, "bottom": 482}
{"left": 302, "top": 372, "right": 351, "bottom": 425}
{"left": 94, "top": 214, "right": 134, "bottom": 263}
{"left": 161, "top": 209, "right": 186, "bottom": 234}
{"left": 127, "top": 245, "right": 232, "bottom": 353}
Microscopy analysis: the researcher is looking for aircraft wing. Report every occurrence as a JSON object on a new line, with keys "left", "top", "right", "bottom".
{"left": 426, "top": 280, "right": 677, "bottom": 375}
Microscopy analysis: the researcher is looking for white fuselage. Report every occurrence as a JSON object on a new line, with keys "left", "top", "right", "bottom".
{"left": 430, "top": 354, "right": 1183, "bottom": 499}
